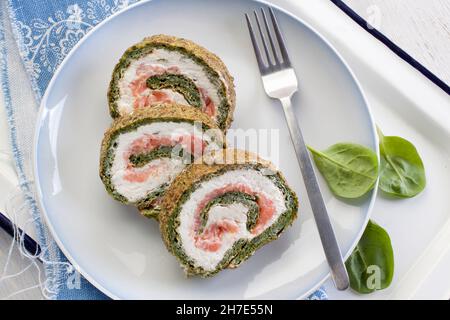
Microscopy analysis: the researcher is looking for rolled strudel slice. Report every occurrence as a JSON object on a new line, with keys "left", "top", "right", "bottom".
{"left": 108, "top": 34, "right": 235, "bottom": 131}
{"left": 99, "top": 103, "right": 224, "bottom": 218}
{"left": 159, "top": 149, "right": 298, "bottom": 277}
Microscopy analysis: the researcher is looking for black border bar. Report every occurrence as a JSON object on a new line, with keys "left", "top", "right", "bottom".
{"left": 0, "top": 211, "right": 41, "bottom": 257}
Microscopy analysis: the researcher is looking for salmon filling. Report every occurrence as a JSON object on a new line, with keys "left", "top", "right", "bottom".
{"left": 123, "top": 133, "right": 206, "bottom": 183}
{"left": 128, "top": 63, "right": 216, "bottom": 117}
{"left": 193, "top": 184, "right": 276, "bottom": 252}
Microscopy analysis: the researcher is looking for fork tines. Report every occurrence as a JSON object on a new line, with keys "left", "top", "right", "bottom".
{"left": 245, "top": 7, "right": 291, "bottom": 74}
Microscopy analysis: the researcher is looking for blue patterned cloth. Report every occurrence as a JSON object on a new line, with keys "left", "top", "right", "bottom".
{"left": 0, "top": 0, "right": 327, "bottom": 300}
{"left": 8, "top": 0, "right": 138, "bottom": 100}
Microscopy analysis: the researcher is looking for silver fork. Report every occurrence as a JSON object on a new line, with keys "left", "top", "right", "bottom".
{"left": 245, "top": 7, "right": 349, "bottom": 291}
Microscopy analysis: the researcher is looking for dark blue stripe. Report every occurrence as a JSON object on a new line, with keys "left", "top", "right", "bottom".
{"left": 330, "top": 0, "right": 450, "bottom": 95}
{"left": 0, "top": 211, "right": 41, "bottom": 257}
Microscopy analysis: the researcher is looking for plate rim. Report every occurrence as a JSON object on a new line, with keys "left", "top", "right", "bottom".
{"left": 33, "top": 0, "right": 379, "bottom": 300}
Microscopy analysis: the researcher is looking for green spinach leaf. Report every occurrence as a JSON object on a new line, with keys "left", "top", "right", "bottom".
{"left": 307, "top": 143, "right": 378, "bottom": 198}
{"left": 346, "top": 220, "right": 394, "bottom": 294}
{"left": 378, "top": 128, "right": 426, "bottom": 198}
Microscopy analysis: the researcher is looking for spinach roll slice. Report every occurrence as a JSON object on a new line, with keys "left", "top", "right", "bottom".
{"left": 99, "top": 103, "right": 224, "bottom": 218}
{"left": 160, "top": 149, "right": 298, "bottom": 277}
{"left": 108, "top": 34, "right": 236, "bottom": 131}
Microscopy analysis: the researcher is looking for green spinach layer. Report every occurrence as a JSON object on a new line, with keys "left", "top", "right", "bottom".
{"left": 146, "top": 73, "right": 202, "bottom": 108}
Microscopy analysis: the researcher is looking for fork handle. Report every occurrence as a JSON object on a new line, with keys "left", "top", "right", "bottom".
{"left": 280, "top": 97, "right": 349, "bottom": 291}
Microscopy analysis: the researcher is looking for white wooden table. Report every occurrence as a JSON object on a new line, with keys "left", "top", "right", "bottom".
{"left": 0, "top": 0, "right": 449, "bottom": 300}
{"left": 344, "top": 0, "right": 450, "bottom": 85}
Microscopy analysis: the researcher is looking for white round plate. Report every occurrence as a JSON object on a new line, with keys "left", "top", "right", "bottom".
{"left": 34, "top": 0, "right": 378, "bottom": 299}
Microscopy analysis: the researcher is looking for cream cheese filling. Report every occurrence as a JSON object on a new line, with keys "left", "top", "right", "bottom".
{"left": 178, "top": 169, "right": 287, "bottom": 271}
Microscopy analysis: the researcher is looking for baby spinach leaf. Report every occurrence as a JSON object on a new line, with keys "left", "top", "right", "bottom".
{"left": 378, "top": 128, "right": 426, "bottom": 198}
{"left": 307, "top": 143, "right": 378, "bottom": 199}
{"left": 346, "top": 220, "right": 394, "bottom": 294}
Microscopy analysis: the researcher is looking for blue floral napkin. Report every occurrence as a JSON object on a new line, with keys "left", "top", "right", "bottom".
{"left": 0, "top": 0, "right": 326, "bottom": 300}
